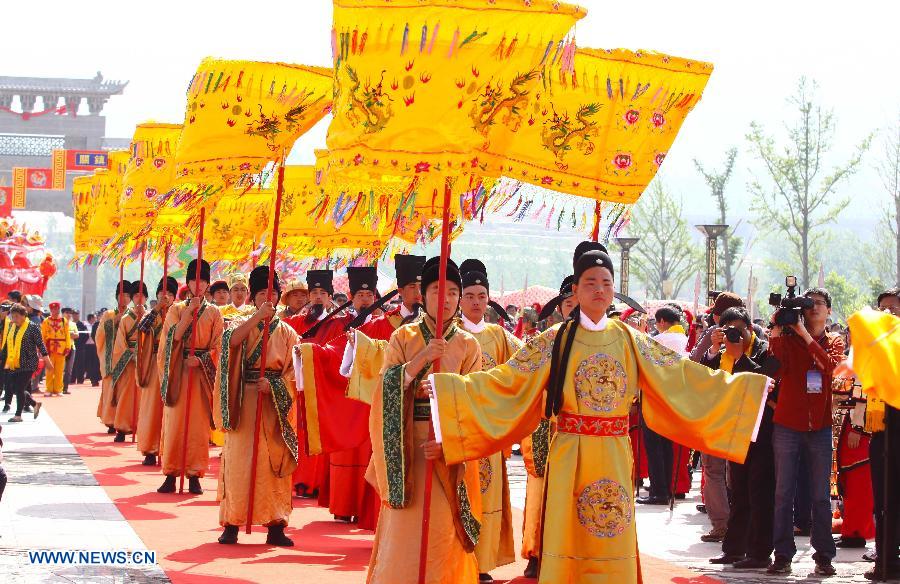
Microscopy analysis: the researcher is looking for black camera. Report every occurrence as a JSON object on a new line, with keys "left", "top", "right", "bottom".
{"left": 768, "top": 276, "right": 814, "bottom": 326}
{"left": 723, "top": 326, "right": 743, "bottom": 343}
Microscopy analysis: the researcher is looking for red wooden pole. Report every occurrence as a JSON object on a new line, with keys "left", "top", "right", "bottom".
{"left": 179, "top": 207, "right": 205, "bottom": 494}
{"left": 417, "top": 178, "right": 452, "bottom": 584}
{"left": 246, "top": 160, "right": 285, "bottom": 534}
{"left": 160, "top": 241, "right": 169, "bottom": 468}
{"left": 133, "top": 243, "right": 145, "bottom": 443}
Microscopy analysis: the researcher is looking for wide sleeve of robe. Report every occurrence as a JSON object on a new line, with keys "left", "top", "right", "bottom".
{"left": 619, "top": 324, "right": 770, "bottom": 463}
{"left": 110, "top": 313, "right": 138, "bottom": 405}
{"left": 345, "top": 329, "right": 390, "bottom": 405}
{"left": 96, "top": 310, "right": 118, "bottom": 378}
{"left": 847, "top": 309, "right": 900, "bottom": 409}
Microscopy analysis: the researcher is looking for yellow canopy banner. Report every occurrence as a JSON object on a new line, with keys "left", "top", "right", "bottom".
{"left": 85, "top": 150, "right": 129, "bottom": 259}
{"left": 72, "top": 174, "right": 99, "bottom": 256}
{"left": 119, "top": 122, "right": 184, "bottom": 242}
{"left": 325, "top": 0, "right": 585, "bottom": 218}
{"left": 484, "top": 48, "right": 713, "bottom": 204}
{"left": 165, "top": 58, "right": 333, "bottom": 211}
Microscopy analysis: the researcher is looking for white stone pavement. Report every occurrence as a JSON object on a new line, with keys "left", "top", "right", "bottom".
{"left": 0, "top": 407, "right": 167, "bottom": 583}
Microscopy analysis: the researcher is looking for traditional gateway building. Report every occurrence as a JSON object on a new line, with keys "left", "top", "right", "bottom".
{"left": 0, "top": 72, "right": 128, "bottom": 313}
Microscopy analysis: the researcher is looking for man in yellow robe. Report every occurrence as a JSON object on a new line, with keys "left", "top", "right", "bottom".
{"left": 458, "top": 259, "right": 520, "bottom": 582}
{"left": 136, "top": 276, "right": 178, "bottom": 466}
{"left": 341, "top": 257, "right": 483, "bottom": 584}
{"left": 96, "top": 282, "right": 132, "bottom": 432}
{"left": 157, "top": 260, "right": 224, "bottom": 495}
{"left": 424, "top": 243, "right": 771, "bottom": 584}
{"left": 218, "top": 273, "right": 253, "bottom": 322}
{"left": 111, "top": 281, "right": 148, "bottom": 442}
{"left": 216, "top": 266, "right": 299, "bottom": 546}
{"left": 41, "top": 301, "right": 73, "bottom": 395}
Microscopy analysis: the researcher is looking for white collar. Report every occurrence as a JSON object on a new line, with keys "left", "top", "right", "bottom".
{"left": 579, "top": 311, "right": 608, "bottom": 331}
{"left": 462, "top": 314, "right": 487, "bottom": 333}
{"left": 400, "top": 304, "right": 414, "bottom": 318}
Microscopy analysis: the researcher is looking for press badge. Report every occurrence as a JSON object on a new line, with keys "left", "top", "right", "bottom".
{"left": 806, "top": 370, "right": 823, "bottom": 394}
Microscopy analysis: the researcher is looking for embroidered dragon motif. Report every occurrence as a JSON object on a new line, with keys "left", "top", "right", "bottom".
{"left": 345, "top": 66, "right": 393, "bottom": 134}
{"left": 541, "top": 103, "right": 602, "bottom": 160}
{"left": 470, "top": 71, "right": 537, "bottom": 136}
{"left": 284, "top": 94, "right": 326, "bottom": 132}
{"left": 245, "top": 104, "right": 282, "bottom": 150}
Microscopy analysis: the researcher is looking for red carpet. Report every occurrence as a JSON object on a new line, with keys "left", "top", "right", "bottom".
{"left": 43, "top": 383, "right": 718, "bottom": 583}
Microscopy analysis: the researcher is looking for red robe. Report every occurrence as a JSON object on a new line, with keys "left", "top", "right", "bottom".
{"left": 284, "top": 312, "right": 347, "bottom": 498}
{"left": 837, "top": 413, "right": 875, "bottom": 540}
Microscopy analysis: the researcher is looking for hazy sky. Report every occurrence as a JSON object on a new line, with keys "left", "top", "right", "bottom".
{"left": 3, "top": 0, "right": 898, "bottom": 222}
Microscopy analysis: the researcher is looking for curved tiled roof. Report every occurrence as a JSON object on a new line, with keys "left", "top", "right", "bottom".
{"left": 0, "top": 73, "right": 127, "bottom": 94}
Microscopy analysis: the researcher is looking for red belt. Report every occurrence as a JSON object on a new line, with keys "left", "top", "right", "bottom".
{"left": 557, "top": 412, "right": 629, "bottom": 437}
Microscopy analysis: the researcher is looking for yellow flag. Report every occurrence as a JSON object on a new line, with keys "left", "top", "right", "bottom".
{"left": 326, "top": 0, "right": 585, "bottom": 212}
{"left": 483, "top": 48, "right": 713, "bottom": 204}
{"left": 169, "top": 59, "right": 332, "bottom": 210}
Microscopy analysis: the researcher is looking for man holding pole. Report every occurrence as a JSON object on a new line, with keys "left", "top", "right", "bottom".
{"left": 157, "top": 259, "right": 223, "bottom": 495}
{"left": 110, "top": 281, "right": 148, "bottom": 443}
{"left": 96, "top": 282, "right": 132, "bottom": 432}
{"left": 216, "top": 265, "right": 299, "bottom": 546}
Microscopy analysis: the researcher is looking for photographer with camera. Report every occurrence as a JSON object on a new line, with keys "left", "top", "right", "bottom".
{"left": 702, "top": 307, "right": 779, "bottom": 568}
{"left": 766, "top": 282, "right": 846, "bottom": 576}
{"left": 689, "top": 292, "right": 749, "bottom": 543}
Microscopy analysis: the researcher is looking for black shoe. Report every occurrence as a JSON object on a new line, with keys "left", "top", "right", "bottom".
{"left": 333, "top": 515, "right": 352, "bottom": 522}
{"left": 864, "top": 566, "right": 900, "bottom": 580}
{"left": 63, "top": 389, "right": 69, "bottom": 395}
{"left": 23, "top": 406, "right": 33, "bottom": 413}
{"left": 114, "top": 431, "right": 126, "bottom": 443}
{"left": 709, "top": 554, "right": 744, "bottom": 565}
{"left": 814, "top": 561, "right": 837, "bottom": 576}
{"left": 733, "top": 557, "right": 770, "bottom": 570}
{"left": 636, "top": 495, "right": 669, "bottom": 505}
{"left": 107, "top": 426, "right": 116, "bottom": 434}
{"left": 836, "top": 536, "right": 867, "bottom": 548}
{"left": 696, "top": 504, "right": 707, "bottom": 514}
{"left": 218, "top": 525, "right": 239, "bottom": 544}
{"left": 266, "top": 524, "right": 294, "bottom": 546}
{"left": 674, "top": 493, "right": 686, "bottom": 499}
{"left": 1, "top": 405, "right": 8, "bottom": 413}
{"left": 523, "top": 557, "right": 539, "bottom": 578}
{"left": 301, "top": 488, "right": 318, "bottom": 499}
{"left": 188, "top": 476, "right": 203, "bottom": 495}
{"left": 142, "top": 454, "right": 157, "bottom": 466}
{"left": 766, "top": 557, "right": 792, "bottom": 574}
{"left": 157, "top": 475, "right": 176, "bottom": 493}
{"left": 479, "top": 573, "right": 494, "bottom": 583}
{"left": 295, "top": 484, "right": 307, "bottom": 497}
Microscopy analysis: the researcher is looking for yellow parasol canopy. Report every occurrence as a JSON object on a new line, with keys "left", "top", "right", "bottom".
{"left": 482, "top": 48, "right": 713, "bottom": 204}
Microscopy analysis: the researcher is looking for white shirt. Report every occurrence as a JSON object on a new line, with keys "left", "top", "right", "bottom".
{"left": 579, "top": 312, "right": 609, "bottom": 331}
{"left": 654, "top": 331, "right": 689, "bottom": 357}
{"left": 461, "top": 314, "right": 487, "bottom": 333}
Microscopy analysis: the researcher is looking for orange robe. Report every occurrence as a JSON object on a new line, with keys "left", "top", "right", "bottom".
{"left": 96, "top": 309, "right": 121, "bottom": 427}
{"left": 136, "top": 310, "right": 165, "bottom": 456}
{"left": 111, "top": 309, "right": 142, "bottom": 433}
{"left": 158, "top": 300, "right": 223, "bottom": 478}
{"left": 340, "top": 316, "right": 483, "bottom": 584}
{"left": 217, "top": 315, "right": 300, "bottom": 527}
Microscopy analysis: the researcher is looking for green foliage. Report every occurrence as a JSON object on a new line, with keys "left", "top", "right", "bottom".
{"left": 823, "top": 270, "right": 869, "bottom": 322}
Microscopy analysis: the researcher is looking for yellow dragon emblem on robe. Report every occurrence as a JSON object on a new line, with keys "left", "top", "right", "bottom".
{"left": 541, "top": 103, "right": 602, "bottom": 160}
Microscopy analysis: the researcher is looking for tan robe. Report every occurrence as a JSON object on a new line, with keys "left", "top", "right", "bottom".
{"left": 346, "top": 316, "right": 482, "bottom": 584}
{"left": 95, "top": 309, "right": 121, "bottom": 427}
{"left": 217, "top": 315, "right": 299, "bottom": 527}
{"left": 136, "top": 311, "right": 165, "bottom": 455}
{"left": 111, "top": 309, "right": 141, "bottom": 433}
{"left": 463, "top": 323, "right": 520, "bottom": 573}
{"left": 158, "top": 300, "right": 223, "bottom": 478}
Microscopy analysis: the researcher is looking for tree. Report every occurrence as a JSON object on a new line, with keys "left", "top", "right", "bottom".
{"left": 626, "top": 180, "right": 702, "bottom": 299}
{"left": 824, "top": 271, "right": 868, "bottom": 322}
{"left": 747, "top": 77, "right": 872, "bottom": 289}
{"left": 694, "top": 147, "right": 753, "bottom": 291}
{"left": 875, "top": 114, "right": 900, "bottom": 287}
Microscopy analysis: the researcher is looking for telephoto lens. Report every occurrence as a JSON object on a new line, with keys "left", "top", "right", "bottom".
{"left": 723, "top": 326, "right": 743, "bottom": 343}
